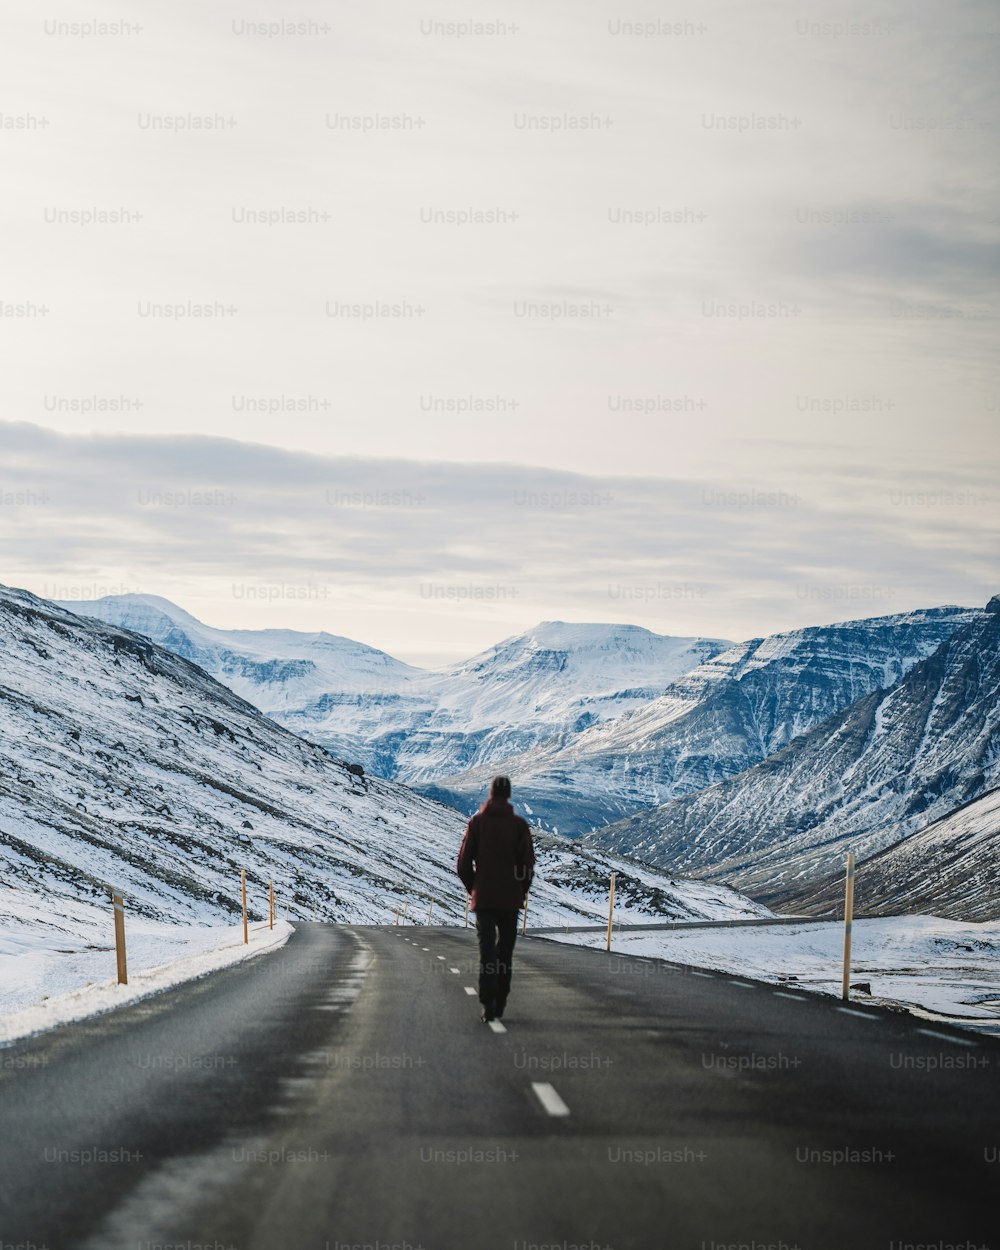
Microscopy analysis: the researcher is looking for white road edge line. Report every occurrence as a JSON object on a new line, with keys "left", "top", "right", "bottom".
{"left": 838, "top": 1007, "right": 878, "bottom": 1020}
{"left": 488, "top": 1021, "right": 507, "bottom": 1034}
{"left": 531, "top": 1081, "right": 570, "bottom": 1117}
{"left": 917, "top": 1028, "right": 977, "bottom": 1047}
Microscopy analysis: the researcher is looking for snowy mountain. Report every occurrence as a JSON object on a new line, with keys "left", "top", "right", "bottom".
{"left": 387, "top": 620, "right": 732, "bottom": 784}
{"left": 782, "top": 784, "right": 1000, "bottom": 923}
{"left": 57, "top": 595, "right": 731, "bottom": 788}
{"left": 434, "top": 606, "right": 983, "bottom": 832}
{"left": 587, "top": 597, "right": 1000, "bottom": 918}
{"left": 57, "top": 591, "right": 426, "bottom": 710}
{"left": 0, "top": 585, "right": 768, "bottom": 950}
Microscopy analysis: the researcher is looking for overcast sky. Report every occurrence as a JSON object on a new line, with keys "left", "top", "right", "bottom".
{"left": 2, "top": 0, "right": 997, "bottom": 663}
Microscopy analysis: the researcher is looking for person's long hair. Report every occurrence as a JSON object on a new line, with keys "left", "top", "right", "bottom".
{"left": 490, "top": 775, "right": 511, "bottom": 801}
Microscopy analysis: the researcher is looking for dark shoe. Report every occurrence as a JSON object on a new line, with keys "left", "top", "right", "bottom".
{"left": 494, "top": 1000, "right": 506, "bottom": 1020}
{"left": 480, "top": 1001, "right": 495, "bottom": 1023}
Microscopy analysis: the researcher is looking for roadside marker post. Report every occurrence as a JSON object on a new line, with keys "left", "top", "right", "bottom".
{"left": 521, "top": 893, "right": 529, "bottom": 935}
{"left": 427, "top": 901, "right": 433, "bottom": 925}
{"left": 241, "top": 869, "right": 249, "bottom": 945}
{"left": 842, "top": 851, "right": 856, "bottom": 1000}
{"left": 465, "top": 895, "right": 470, "bottom": 928}
{"left": 606, "top": 872, "right": 617, "bottom": 952}
{"left": 269, "top": 879, "right": 275, "bottom": 930}
{"left": 112, "top": 892, "right": 128, "bottom": 985}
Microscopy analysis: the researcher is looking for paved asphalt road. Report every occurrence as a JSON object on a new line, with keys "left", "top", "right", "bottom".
{"left": 1, "top": 922, "right": 997, "bottom": 1250}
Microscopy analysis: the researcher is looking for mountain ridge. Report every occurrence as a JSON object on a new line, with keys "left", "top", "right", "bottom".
{"left": 57, "top": 592, "right": 733, "bottom": 789}
{"left": 585, "top": 596, "right": 1000, "bottom": 918}
{"left": 431, "top": 605, "right": 984, "bottom": 831}
{"left": 1, "top": 583, "right": 768, "bottom": 947}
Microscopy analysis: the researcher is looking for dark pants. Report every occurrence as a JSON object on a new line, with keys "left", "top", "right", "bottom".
{"left": 475, "top": 908, "right": 519, "bottom": 1009}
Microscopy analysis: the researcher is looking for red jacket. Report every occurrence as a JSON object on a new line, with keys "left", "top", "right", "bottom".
{"left": 457, "top": 797, "right": 535, "bottom": 911}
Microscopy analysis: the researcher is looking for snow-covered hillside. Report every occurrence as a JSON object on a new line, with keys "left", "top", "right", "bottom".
{"left": 61, "top": 595, "right": 731, "bottom": 789}
{"left": 588, "top": 597, "right": 1000, "bottom": 918}
{"left": 435, "top": 606, "right": 982, "bottom": 831}
{"left": 388, "top": 620, "right": 733, "bottom": 784}
{"left": 63, "top": 594, "right": 982, "bottom": 840}
{"left": 786, "top": 785, "right": 1000, "bottom": 922}
{"left": 0, "top": 585, "right": 767, "bottom": 956}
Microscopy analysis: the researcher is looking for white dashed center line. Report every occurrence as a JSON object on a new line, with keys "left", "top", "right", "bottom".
{"left": 531, "top": 1082, "right": 570, "bottom": 1117}
{"left": 917, "top": 1028, "right": 977, "bottom": 1047}
{"left": 774, "top": 991, "right": 806, "bottom": 1000}
{"left": 487, "top": 1021, "right": 507, "bottom": 1034}
{"left": 449, "top": 967, "right": 460, "bottom": 974}
{"left": 463, "top": 986, "right": 477, "bottom": 996}
{"left": 838, "top": 1007, "right": 878, "bottom": 1020}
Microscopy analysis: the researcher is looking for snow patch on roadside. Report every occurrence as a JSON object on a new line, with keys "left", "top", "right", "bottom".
{"left": 0, "top": 902, "right": 293, "bottom": 1045}
{"left": 548, "top": 915, "right": 1000, "bottom": 1037}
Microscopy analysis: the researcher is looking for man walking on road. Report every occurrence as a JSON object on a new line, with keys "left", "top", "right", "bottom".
{"left": 457, "top": 775, "right": 535, "bottom": 1023}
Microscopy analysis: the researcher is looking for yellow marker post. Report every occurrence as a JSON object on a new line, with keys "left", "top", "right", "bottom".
{"left": 842, "top": 851, "right": 856, "bottom": 1000}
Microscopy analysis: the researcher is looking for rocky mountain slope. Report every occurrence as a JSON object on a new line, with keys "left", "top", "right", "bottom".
{"left": 435, "top": 606, "right": 983, "bottom": 832}
{"left": 782, "top": 785, "right": 1000, "bottom": 922}
{"left": 587, "top": 598, "right": 1000, "bottom": 918}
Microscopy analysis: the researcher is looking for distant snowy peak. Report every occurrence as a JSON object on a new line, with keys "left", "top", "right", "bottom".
{"left": 493, "top": 618, "right": 727, "bottom": 658}
{"left": 59, "top": 593, "right": 414, "bottom": 666}
{"left": 57, "top": 593, "right": 420, "bottom": 709}
{"left": 454, "top": 619, "right": 730, "bottom": 676}
{"left": 441, "top": 619, "right": 732, "bottom": 724}
{"left": 66, "top": 592, "right": 206, "bottom": 634}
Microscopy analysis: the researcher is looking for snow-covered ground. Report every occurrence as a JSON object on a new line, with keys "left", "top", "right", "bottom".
{"left": 0, "top": 887, "right": 292, "bottom": 1044}
{"left": 549, "top": 915, "right": 1000, "bottom": 1037}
